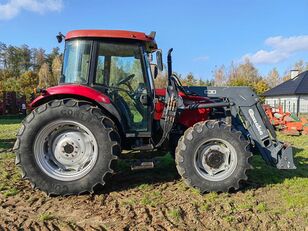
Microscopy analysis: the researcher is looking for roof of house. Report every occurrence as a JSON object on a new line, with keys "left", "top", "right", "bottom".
{"left": 263, "top": 70, "right": 308, "bottom": 96}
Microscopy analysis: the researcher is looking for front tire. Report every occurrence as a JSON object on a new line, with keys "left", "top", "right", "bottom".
{"left": 14, "top": 99, "right": 121, "bottom": 195}
{"left": 175, "top": 120, "right": 252, "bottom": 193}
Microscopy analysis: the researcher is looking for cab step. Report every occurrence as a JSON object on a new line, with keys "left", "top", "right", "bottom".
{"left": 131, "top": 144, "right": 154, "bottom": 151}
{"left": 131, "top": 161, "right": 154, "bottom": 171}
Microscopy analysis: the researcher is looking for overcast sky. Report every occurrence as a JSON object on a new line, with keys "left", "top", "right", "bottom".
{"left": 0, "top": 0, "right": 308, "bottom": 79}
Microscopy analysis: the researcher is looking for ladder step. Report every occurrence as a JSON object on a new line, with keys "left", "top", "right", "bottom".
{"left": 131, "top": 161, "right": 154, "bottom": 171}
{"left": 131, "top": 144, "right": 154, "bottom": 151}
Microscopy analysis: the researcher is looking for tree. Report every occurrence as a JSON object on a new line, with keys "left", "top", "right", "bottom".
{"left": 47, "top": 47, "right": 60, "bottom": 67}
{"left": 6, "top": 45, "right": 21, "bottom": 77}
{"left": 213, "top": 65, "right": 226, "bottom": 86}
{"left": 253, "top": 79, "right": 269, "bottom": 96}
{"left": 2, "top": 77, "right": 21, "bottom": 93}
{"left": 32, "top": 48, "right": 46, "bottom": 71}
{"left": 181, "top": 72, "right": 198, "bottom": 86}
{"left": 228, "top": 59, "right": 261, "bottom": 89}
{"left": 153, "top": 64, "right": 168, "bottom": 88}
{"left": 38, "top": 63, "right": 52, "bottom": 88}
{"left": 18, "top": 71, "right": 39, "bottom": 99}
{"left": 293, "top": 60, "right": 305, "bottom": 73}
{"left": 0, "top": 42, "right": 7, "bottom": 69}
{"left": 51, "top": 56, "right": 62, "bottom": 84}
{"left": 266, "top": 68, "right": 280, "bottom": 88}
{"left": 19, "top": 44, "right": 32, "bottom": 72}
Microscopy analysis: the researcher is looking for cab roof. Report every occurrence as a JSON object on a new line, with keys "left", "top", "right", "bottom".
{"left": 65, "top": 30, "right": 157, "bottom": 51}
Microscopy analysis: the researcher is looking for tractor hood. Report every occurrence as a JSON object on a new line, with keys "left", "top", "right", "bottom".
{"left": 155, "top": 88, "right": 212, "bottom": 103}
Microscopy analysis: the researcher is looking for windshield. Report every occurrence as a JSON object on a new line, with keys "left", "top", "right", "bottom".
{"left": 61, "top": 40, "right": 92, "bottom": 84}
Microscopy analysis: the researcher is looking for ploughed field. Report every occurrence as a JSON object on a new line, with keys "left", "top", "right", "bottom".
{"left": 0, "top": 117, "right": 307, "bottom": 231}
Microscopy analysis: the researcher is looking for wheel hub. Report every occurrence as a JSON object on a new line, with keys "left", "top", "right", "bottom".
{"left": 52, "top": 131, "right": 92, "bottom": 168}
{"left": 194, "top": 141, "right": 237, "bottom": 180}
{"left": 205, "top": 150, "right": 225, "bottom": 169}
{"left": 63, "top": 143, "right": 74, "bottom": 154}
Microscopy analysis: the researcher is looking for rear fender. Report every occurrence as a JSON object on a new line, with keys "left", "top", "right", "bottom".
{"left": 30, "top": 85, "right": 124, "bottom": 133}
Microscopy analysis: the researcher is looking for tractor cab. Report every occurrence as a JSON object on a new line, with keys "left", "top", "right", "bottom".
{"left": 59, "top": 30, "right": 163, "bottom": 137}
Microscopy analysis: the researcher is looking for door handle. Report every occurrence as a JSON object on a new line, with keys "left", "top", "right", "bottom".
{"left": 140, "top": 94, "right": 150, "bottom": 105}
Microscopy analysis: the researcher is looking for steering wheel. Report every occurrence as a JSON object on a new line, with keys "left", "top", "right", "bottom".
{"left": 117, "top": 74, "right": 135, "bottom": 86}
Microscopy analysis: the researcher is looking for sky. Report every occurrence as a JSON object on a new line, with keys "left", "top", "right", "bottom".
{"left": 0, "top": 0, "right": 308, "bottom": 80}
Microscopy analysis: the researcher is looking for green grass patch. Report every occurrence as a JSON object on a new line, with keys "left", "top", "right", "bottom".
{"left": 139, "top": 190, "right": 165, "bottom": 207}
{"left": 3, "top": 187, "right": 19, "bottom": 197}
{"left": 138, "top": 183, "right": 153, "bottom": 191}
{"left": 167, "top": 207, "right": 183, "bottom": 221}
{"left": 38, "top": 212, "right": 55, "bottom": 222}
{"left": 0, "top": 117, "right": 21, "bottom": 152}
{"left": 255, "top": 202, "right": 267, "bottom": 213}
{"left": 120, "top": 198, "right": 136, "bottom": 206}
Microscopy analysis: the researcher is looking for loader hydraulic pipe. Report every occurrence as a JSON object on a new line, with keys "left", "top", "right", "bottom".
{"left": 185, "top": 102, "right": 232, "bottom": 110}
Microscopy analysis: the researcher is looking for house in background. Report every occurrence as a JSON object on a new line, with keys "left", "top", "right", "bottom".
{"left": 263, "top": 70, "right": 308, "bottom": 115}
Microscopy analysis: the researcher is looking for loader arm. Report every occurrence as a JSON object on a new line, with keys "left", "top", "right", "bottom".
{"left": 186, "top": 86, "right": 296, "bottom": 170}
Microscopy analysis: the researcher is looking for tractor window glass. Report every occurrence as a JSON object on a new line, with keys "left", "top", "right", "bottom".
{"left": 61, "top": 40, "right": 92, "bottom": 84}
{"left": 96, "top": 42, "right": 149, "bottom": 132}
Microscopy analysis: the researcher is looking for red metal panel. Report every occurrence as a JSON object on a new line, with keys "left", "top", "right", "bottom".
{"left": 154, "top": 88, "right": 212, "bottom": 127}
{"left": 66, "top": 30, "right": 154, "bottom": 41}
{"left": 30, "top": 85, "right": 111, "bottom": 108}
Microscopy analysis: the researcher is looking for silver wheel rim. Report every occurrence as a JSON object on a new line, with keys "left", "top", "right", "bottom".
{"left": 34, "top": 120, "right": 98, "bottom": 181}
{"left": 194, "top": 138, "right": 237, "bottom": 181}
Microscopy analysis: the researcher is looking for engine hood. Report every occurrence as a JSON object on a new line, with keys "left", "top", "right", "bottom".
{"left": 155, "top": 88, "right": 212, "bottom": 103}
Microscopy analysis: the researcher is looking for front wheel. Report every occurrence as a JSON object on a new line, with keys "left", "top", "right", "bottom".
{"left": 175, "top": 120, "right": 252, "bottom": 193}
{"left": 14, "top": 99, "right": 121, "bottom": 195}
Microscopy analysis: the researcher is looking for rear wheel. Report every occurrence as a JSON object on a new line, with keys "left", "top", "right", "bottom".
{"left": 14, "top": 99, "right": 121, "bottom": 195}
{"left": 175, "top": 120, "right": 252, "bottom": 193}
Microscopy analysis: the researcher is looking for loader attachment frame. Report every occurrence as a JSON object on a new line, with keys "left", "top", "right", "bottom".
{"left": 186, "top": 86, "right": 296, "bottom": 170}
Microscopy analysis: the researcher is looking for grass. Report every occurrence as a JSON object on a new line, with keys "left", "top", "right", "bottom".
{"left": 38, "top": 212, "right": 55, "bottom": 222}
{"left": 255, "top": 202, "right": 267, "bottom": 213}
{"left": 167, "top": 207, "right": 183, "bottom": 221}
{"left": 139, "top": 190, "right": 165, "bottom": 207}
{"left": 0, "top": 116, "right": 21, "bottom": 152}
{"left": 3, "top": 187, "right": 19, "bottom": 197}
{"left": 0, "top": 117, "right": 22, "bottom": 197}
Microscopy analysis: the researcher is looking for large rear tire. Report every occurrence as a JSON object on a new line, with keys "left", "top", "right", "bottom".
{"left": 175, "top": 120, "right": 252, "bottom": 193}
{"left": 14, "top": 99, "right": 121, "bottom": 195}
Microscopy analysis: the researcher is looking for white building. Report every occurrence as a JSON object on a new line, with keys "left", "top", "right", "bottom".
{"left": 264, "top": 70, "right": 308, "bottom": 114}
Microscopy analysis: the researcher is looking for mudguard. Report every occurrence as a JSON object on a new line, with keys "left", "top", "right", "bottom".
{"left": 30, "top": 85, "right": 123, "bottom": 130}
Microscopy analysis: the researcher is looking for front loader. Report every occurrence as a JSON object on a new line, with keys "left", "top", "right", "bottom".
{"left": 14, "top": 30, "right": 295, "bottom": 195}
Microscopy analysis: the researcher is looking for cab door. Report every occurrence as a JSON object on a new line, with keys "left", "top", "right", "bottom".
{"left": 93, "top": 41, "right": 153, "bottom": 136}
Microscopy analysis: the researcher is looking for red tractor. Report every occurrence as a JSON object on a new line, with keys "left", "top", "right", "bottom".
{"left": 14, "top": 30, "right": 295, "bottom": 195}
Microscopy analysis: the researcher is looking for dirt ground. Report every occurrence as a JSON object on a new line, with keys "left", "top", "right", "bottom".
{"left": 0, "top": 118, "right": 307, "bottom": 230}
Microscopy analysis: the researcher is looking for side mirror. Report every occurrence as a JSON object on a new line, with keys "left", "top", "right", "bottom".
{"left": 156, "top": 50, "right": 163, "bottom": 71}
{"left": 150, "top": 64, "right": 158, "bottom": 79}
{"left": 56, "top": 32, "right": 65, "bottom": 43}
